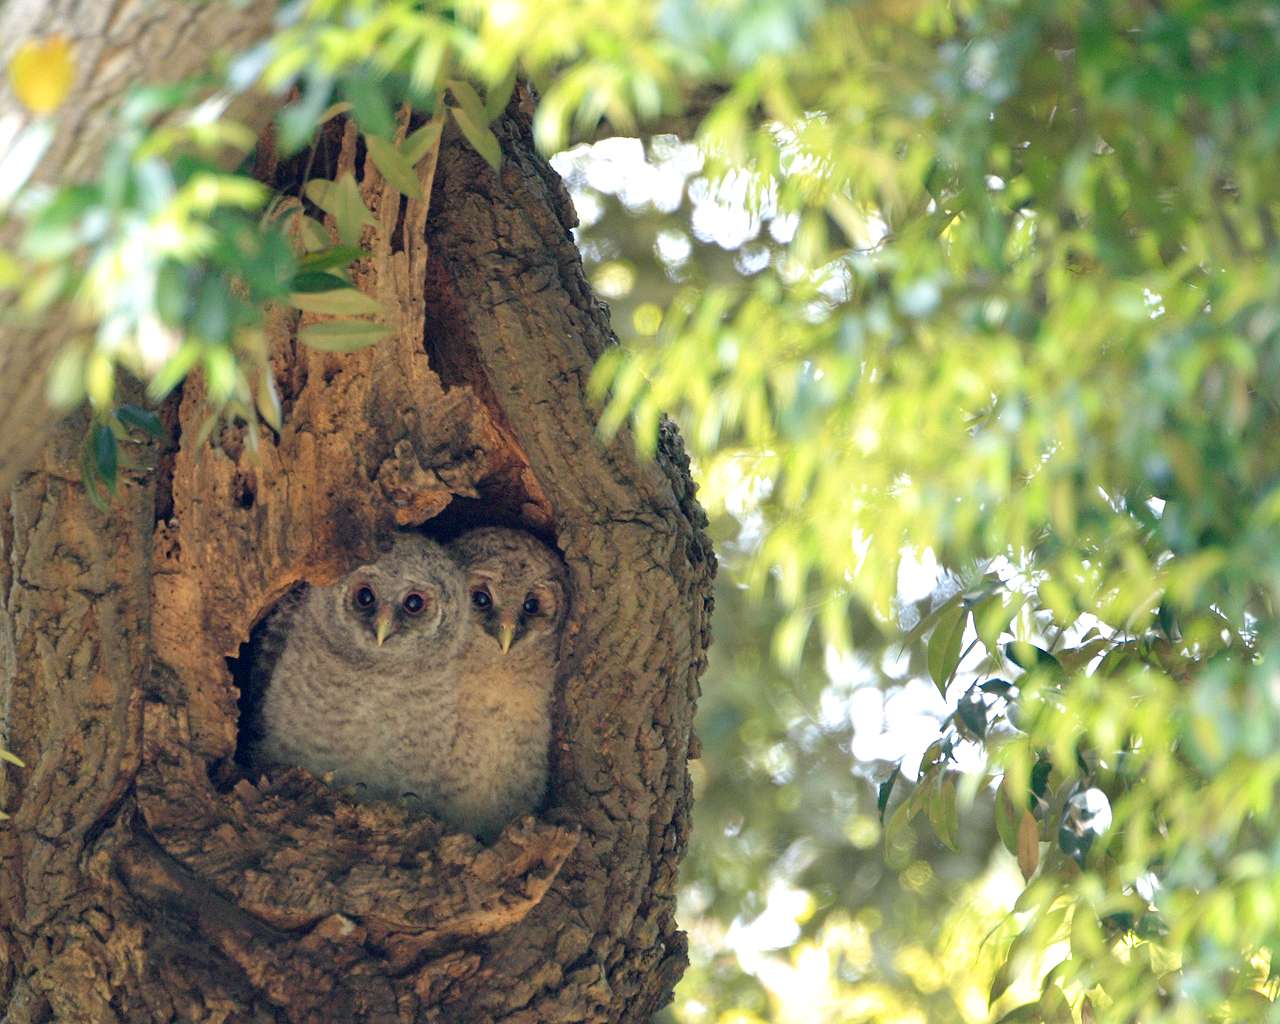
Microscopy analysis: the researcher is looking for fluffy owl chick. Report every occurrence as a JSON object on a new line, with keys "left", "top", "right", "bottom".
{"left": 251, "top": 533, "right": 466, "bottom": 811}
{"left": 440, "top": 527, "right": 569, "bottom": 841}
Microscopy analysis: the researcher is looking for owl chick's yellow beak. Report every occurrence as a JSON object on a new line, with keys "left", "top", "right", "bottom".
{"left": 498, "top": 620, "right": 516, "bottom": 654}
{"left": 374, "top": 605, "right": 395, "bottom": 646}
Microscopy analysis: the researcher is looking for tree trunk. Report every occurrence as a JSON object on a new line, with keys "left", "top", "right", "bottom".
{"left": 0, "top": 88, "right": 714, "bottom": 1022}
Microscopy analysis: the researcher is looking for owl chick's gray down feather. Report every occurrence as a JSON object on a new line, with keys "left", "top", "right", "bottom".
{"left": 438, "top": 527, "right": 569, "bottom": 841}
{"left": 248, "top": 533, "right": 466, "bottom": 812}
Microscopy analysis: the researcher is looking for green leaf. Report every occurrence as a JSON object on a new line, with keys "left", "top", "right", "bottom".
{"left": 877, "top": 763, "right": 901, "bottom": 823}
{"left": 291, "top": 271, "right": 353, "bottom": 293}
{"left": 994, "top": 778, "right": 1019, "bottom": 855}
{"left": 303, "top": 174, "right": 375, "bottom": 247}
{"left": 155, "top": 259, "right": 190, "bottom": 327}
{"left": 93, "top": 422, "right": 118, "bottom": 493}
{"left": 450, "top": 105, "right": 502, "bottom": 170}
{"left": 114, "top": 404, "right": 166, "bottom": 440}
{"left": 883, "top": 791, "right": 917, "bottom": 870}
{"left": 446, "top": 79, "right": 488, "bottom": 125}
{"left": 927, "top": 772, "right": 959, "bottom": 851}
{"left": 898, "top": 588, "right": 963, "bottom": 649}
{"left": 46, "top": 345, "right": 86, "bottom": 409}
{"left": 409, "top": 38, "right": 446, "bottom": 95}
{"left": 771, "top": 610, "right": 812, "bottom": 667}
{"left": 975, "top": 593, "right": 1024, "bottom": 655}
{"left": 1038, "top": 983, "right": 1073, "bottom": 1024}
{"left": 484, "top": 65, "right": 517, "bottom": 120}
{"left": 988, "top": 947, "right": 1014, "bottom": 1008}
{"left": 80, "top": 433, "right": 108, "bottom": 511}
{"left": 364, "top": 135, "right": 424, "bottom": 200}
{"left": 927, "top": 605, "right": 967, "bottom": 695}
{"left": 289, "top": 289, "right": 382, "bottom": 316}
{"left": 0, "top": 748, "right": 24, "bottom": 768}
{"left": 203, "top": 347, "right": 238, "bottom": 403}
{"left": 401, "top": 116, "right": 443, "bottom": 166}
{"left": 296, "top": 216, "right": 333, "bottom": 253}
{"left": 147, "top": 343, "right": 202, "bottom": 401}
{"left": 298, "top": 320, "right": 392, "bottom": 352}
{"left": 193, "top": 274, "right": 233, "bottom": 344}
{"left": 1004, "top": 641, "right": 1060, "bottom": 673}
{"left": 343, "top": 68, "right": 395, "bottom": 139}
{"left": 299, "top": 246, "right": 364, "bottom": 273}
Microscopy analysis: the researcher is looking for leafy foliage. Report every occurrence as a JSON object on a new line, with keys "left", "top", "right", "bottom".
{"left": 555, "top": 3, "right": 1280, "bottom": 1018}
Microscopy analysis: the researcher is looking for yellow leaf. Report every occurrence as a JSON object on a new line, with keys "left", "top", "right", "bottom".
{"left": 9, "top": 36, "right": 75, "bottom": 114}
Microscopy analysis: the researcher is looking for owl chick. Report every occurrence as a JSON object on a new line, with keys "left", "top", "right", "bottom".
{"left": 439, "top": 527, "right": 569, "bottom": 841}
{"left": 250, "top": 533, "right": 466, "bottom": 811}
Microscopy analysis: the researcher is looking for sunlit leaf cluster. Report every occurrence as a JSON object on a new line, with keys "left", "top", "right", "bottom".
{"left": 564, "top": 2, "right": 1280, "bottom": 1020}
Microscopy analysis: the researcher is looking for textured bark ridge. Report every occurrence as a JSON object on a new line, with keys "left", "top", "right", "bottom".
{"left": 0, "top": 91, "right": 714, "bottom": 1022}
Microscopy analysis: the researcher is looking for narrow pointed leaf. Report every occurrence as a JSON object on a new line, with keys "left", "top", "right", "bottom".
{"left": 299, "top": 245, "right": 364, "bottom": 273}
{"left": 927, "top": 604, "right": 967, "bottom": 695}
{"left": 450, "top": 105, "right": 502, "bottom": 171}
{"left": 304, "top": 174, "right": 375, "bottom": 246}
{"left": 299, "top": 320, "right": 392, "bottom": 352}
{"left": 296, "top": 216, "right": 332, "bottom": 252}
{"left": 401, "top": 116, "right": 443, "bottom": 166}
{"left": 484, "top": 65, "right": 517, "bottom": 120}
{"left": 364, "top": 135, "right": 424, "bottom": 200}
{"left": 446, "top": 79, "right": 487, "bottom": 125}
{"left": 289, "top": 289, "right": 382, "bottom": 316}
{"left": 877, "top": 763, "right": 901, "bottom": 823}
{"left": 93, "top": 422, "right": 118, "bottom": 493}
{"left": 115, "top": 404, "right": 166, "bottom": 440}
{"left": 291, "top": 271, "right": 354, "bottom": 293}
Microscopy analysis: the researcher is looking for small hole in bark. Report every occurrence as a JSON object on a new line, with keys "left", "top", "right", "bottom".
{"left": 153, "top": 388, "right": 183, "bottom": 524}
{"left": 232, "top": 472, "right": 256, "bottom": 509}
{"left": 390, "top": 193, "right": 409, "bottom": 254}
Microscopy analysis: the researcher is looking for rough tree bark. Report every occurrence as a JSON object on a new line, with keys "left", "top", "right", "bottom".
{"left": 0, "top": 87, "right": 714, "bottom": 1021}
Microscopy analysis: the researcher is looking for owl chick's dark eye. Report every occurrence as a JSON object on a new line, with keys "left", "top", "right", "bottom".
{"left": 353, "top": 585, "right": 376, "bottom": 610}
{"left": 472, "top": 589, "right": 492, "bottom": 609}
{"left": 522, "top": 597, "right": 540, "bottom": 616}
{"left": 402, "top": 592, "right": 426, "bottom": 616}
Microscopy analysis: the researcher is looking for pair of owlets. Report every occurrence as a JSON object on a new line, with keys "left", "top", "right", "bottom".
{"left": 250, "top": 527, "right": 567, "bottom": 842}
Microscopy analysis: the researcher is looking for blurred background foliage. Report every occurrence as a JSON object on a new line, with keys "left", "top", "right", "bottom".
{"left": 6, "top": 0, "right": 1280, "bottom": 1020}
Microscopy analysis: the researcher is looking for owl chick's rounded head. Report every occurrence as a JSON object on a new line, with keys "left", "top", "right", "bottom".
{"left": 449, "top": 527, "right": 569, "bottom": 660}
{"left": 303, "top": 533, "right": 465, "bottom": 667}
